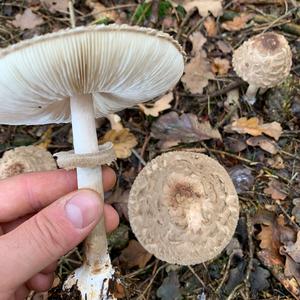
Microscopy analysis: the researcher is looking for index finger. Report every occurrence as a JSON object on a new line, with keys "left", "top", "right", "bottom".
{"left": 0, "top": 167, "right": 116, "bottom": 222}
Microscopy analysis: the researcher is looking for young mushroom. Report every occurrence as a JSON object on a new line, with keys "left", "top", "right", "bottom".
{"left": 128, "top": 151, "right": 239, "bottom": 265}
{"left": 0, "top": 145, "right": 57, "bottom": 179}
{"left": 0, "top": 25, "right": 184, "bottom": 299}
{"left": 232, "top": 32, "right": 292, "bottom": 104}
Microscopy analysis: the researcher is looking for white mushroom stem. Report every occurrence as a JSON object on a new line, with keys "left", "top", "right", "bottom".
{"left": 245, "top": 84, "right": 259, "bottom": 105}
{"left": 64, "top": 94, "right": 115, "bottom": 299}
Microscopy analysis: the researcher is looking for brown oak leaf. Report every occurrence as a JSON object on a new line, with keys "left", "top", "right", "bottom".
{"left": 222, "top": 13, "right": 253, "bottom": 31}
{"left": 225, "top": 117, "right": 282, "bottom": 140}
{"left": 264, "top": 179, "right": 287, "bottom": 201}
{"left": 138, "top": 93, "right": 173, "bottom": 117}
{"left": 151, "top": 112, "right": 221, "bottom": 149}
{"left": 12, "top": 8, "right": 43, "bottom": 30}
{"left": 119, "top": 240, "right": 152, "bottom": 269}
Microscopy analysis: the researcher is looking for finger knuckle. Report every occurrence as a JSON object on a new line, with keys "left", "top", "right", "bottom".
{"left": 32, "top": 213, "right": 67, "bottom": 260}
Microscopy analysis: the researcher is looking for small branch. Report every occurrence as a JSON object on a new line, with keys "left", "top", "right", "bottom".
{"left": 68, "top": 0, "right": 76, "bottom": 28}
{"left": 275, "top": 200, "right": 300, "bottom": 230}
{"left": 178, "top": 79, "right": 246, "bottom": 103}
{"left": 216, "top": 251, "right": 237, "bottom": 295}
{"left": 188, "top": 265, "right": 205, "bottom": 288}
{"left": 222, "top": 10, "right": 300, "bottom": 36}
{"left": 244, "top": 213, "right": 254, "bottom": 298}
{"left": 137, "top": 263, "right": 167, "bottom": 300}
{"left": 176, "top": 7, "right": 197, "bottom": 40}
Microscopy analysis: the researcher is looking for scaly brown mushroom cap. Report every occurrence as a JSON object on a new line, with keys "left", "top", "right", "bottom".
{"left": 232, "top": 32, "right": 292, "bottom": 88}
{"left": 0, "top": 146, "right": 57, "bottom": 179}
{"left": 128, "top": 151, "right": 239, "bottom": 265}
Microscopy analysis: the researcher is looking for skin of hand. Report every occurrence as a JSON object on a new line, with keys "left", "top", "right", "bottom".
{"left": 0, "top": 167, "right": 119, "bottom": 300}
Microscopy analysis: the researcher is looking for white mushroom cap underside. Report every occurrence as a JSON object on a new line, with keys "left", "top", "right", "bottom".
{"left": 232, "top": 32, "right": 292, "bottom": 88}
{"left": 0, "top": 24, "right": 184, "bottom": 125}
{"left": 128, "top": 151, "right": 239, "bottom": 265}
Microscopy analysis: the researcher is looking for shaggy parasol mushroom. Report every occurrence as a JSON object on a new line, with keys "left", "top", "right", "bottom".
{"left": 232, "top": 32, "right": 292, "bottom": 104}
{"left": 0, "top": 145, "right": 57, "bottom": 179}
{"left": 128, "top": 151, "right": 239, "bottom": 265}
{"left": 0, "top": 25, "right": 184, "bottom": 299}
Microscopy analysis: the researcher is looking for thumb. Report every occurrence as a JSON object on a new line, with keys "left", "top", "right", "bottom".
{"left": 0, "top": 189, "right": 102, "bottom": 289}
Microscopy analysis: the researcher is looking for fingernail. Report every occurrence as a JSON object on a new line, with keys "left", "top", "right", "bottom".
{"left": 65, "top": 191, "right": 101, "bottom": 229}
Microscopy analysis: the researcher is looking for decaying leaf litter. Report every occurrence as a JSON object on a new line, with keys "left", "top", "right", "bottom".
{"left": 0, "top": 0, "right": 299, "bottom": 299}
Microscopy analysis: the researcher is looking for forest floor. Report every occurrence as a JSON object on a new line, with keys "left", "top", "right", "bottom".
{"left": 0, "top": 0, "right": 300, "bottom": 299}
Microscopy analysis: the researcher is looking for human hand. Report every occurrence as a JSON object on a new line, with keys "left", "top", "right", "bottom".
{"left": 0, "top": 167, "right": 119, "bottom": 300}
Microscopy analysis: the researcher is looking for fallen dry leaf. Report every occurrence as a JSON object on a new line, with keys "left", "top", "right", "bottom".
{"left": 182, "top": 54, "right": 214, "bottom": 94}
{"left": 246, "top": 136, "right": 278, "bottom": 154}
{"left": 254, "top": 211, "right": 296, "bottom": 267}
{"left": 86, "top": 0, "right": 118, "bottom": 20}
{"left": 264, "top": 179, "right": 287, "bottom": 201}
{"left": 119, "top": 240, "right": 152, "bottom": 269}
{"left": 292, "top": 198, "right": 300, "bottom": 224}
{"left": 178, "top": 0, "right": 223, "bottom": 17}
{"left": 224, "top": 136, "right": 247, "bottom": 153}
{"left": 258, "top": 250, "right": 300, "bottom": 299}
{"left": 254, "top": 212, "right": 299, "bottom": 297}
{"left": 182, "top": 32, "right": 214, "bottom": 94}
{"left": 151, "top": 111, "right": 221, "bottom": 149}
{"left": 156, "top": 271, "right": 182, "bottom": 300}
{"left": 189, "top": 31, "right": 207, "bottom": 55}
{"left": 234, "top": 0, "right": 284, "bottom": 3}
{"left": 284, "top": 231, "right": 300, "bottom": 263}
{"left": 217, "top": 40, "right": 233, "bottom": 54}
{"left": 204, "top": 16, "right": 217, "bottom": 37}
{"left": 100, "top": 129, "right": 137, "bottom": 159}
{"left": 138, "top": 93, "right": 173, "bottom": 117}
{"left": 225, "top": 117, "right": 282, "bottom": 140}
{"left": 12, "top": 8, "right": 43, "bottom": 30}
{"left": 113, "top": 282, "right": 126, "bottom": 299}
{"left": 106, "top": 188, "right": 130, "bottom": 221}
{"left": 260, "top": 122, "right": 283, "bottom": 141}
{"left": 41, "top": 0, "right": 69, "bottom": 13}
{"left": 281, "top": 255, "right": 300, "bottom": 288}
{"left": 280, "top": 231, "right": 300, "bottom": 287}
{"left": 222, "top": 13, "right": 253, "bottom": 31}
{"left": 266, "top": 155, "right": 285, "bottom": 169}
{"left": 182, "top": 53, "right": 214, "bottom": 94}
{"left": 211, "top": 58, "right": 230, "bottom": 75}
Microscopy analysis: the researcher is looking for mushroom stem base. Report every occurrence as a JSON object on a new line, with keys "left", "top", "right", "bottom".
{"left": 63, "top": 253, "right": 116, "bottom": 300}
{"left": 244, "top": 84, "right": 259, "bottom": 105}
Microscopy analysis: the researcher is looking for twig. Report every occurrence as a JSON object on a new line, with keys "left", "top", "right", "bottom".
{"left": 261, "top": 8, "right": 296, "bottom": 33}
{"left": 257, "top": 251, "right": 300, "bottom": 299}
{"left": 188, "top": 265, "right": 205, "bottom": 288}
{"left": 275, "top": 200, "right": 300, "bottom": 230}
{"left": 176, "top": 7, "right": 197, "bottom": 40}
{"left": 179, "top": 79, "right": 246, "bottom": 102}
{"left": 244, "top": 213, "right": 254, "bottom": 298}
{"left": 207, "top": 148, "right": 292, "bottom": 183}
{"left": 149, "top": 0, "right": 160, "bottom": 26}
{"left": 223, "top": 10, "right": 300, "bottom": 36}
{"left": 132, "top": 148, "right": 147, "bottom": 166}
{"left": 137, "top": 263, "right": 167, "bottom": 300}
{"left": 216, "top": 251, "right": 237, "bottom": 295}
{"left": 186, "top": 17, "right": 205, "bottom": 38}
{"left": 68, "top": 0, "right": 76, "bottom": 28}
{"left": 227, "top": 283, "right": 243, "bottom": 300}
{"left": 140, "top": 135, "right": 151, "bottom": 160}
